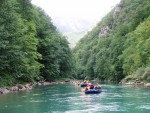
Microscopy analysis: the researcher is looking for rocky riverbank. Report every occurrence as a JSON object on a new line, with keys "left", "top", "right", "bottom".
{"left": 0, "top": 81, "right": 70, "bottom": 95}
{"left": 120, "top": 79, "right": 150, "bottom": 87}
{"left": 122, "top": 82, "right": 150, "bottom": 87}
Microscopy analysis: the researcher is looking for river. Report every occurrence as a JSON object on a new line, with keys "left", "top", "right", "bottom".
{"left": 0, "top": 83, "right": 150, "bottom": 113}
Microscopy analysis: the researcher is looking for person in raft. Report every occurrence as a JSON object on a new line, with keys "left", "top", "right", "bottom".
{"left": 94, "top": 83, "right": 101, "bottom": 90}
{"left": 85, "top": 86, "right": 89, "bottom": 90}
{"left": 85, "top": 83, "right": 94, "bottom": 90}
{"left": 89, "top": 83, "right": 94, "bottom": 89}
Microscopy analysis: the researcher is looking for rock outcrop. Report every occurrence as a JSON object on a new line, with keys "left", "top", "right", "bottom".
{"left": 113, "top": 6, "right": 122, "bottom": 18}
{"left": 99, "top": 26, "right": 110, "bottom": 37}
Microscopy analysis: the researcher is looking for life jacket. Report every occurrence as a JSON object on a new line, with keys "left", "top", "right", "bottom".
{"left": 85, "top": 86, "right": 89, "bottom": 90}
{"left": 89, "top": 84, "right": 94, "bottom": 89}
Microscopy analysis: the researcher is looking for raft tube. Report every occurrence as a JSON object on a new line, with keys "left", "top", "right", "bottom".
{"left": 80, "top": 83, "right": 88, "bottom": 87}
{"left": 85, "top": 89, "right": 102, "bottom": 94}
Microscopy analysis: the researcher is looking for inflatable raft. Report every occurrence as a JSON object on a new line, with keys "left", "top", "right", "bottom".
{"left": 85, "top": 89, "right": 102, "bottom": 94}
{"left": 80, "top": 83, "right": 88, "bottom": 87}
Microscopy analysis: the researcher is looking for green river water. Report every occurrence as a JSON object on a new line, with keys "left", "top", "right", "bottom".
{"left": 0, "top": 83, "right": 150, "bottom": 113}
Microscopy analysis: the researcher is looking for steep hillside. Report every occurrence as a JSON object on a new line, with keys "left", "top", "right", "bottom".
{"left": 73, "top": 0, "right": 150, "bottom": 82}
{"left": 0, "top": 0, "right": 73, "bottom": 86}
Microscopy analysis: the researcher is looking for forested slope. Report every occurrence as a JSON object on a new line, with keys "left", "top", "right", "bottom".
{"left": 0, "top": 0, "right": 73, "bottom": 86}
{"left": 73, "top": 0, "right": 150, "bottom": 82}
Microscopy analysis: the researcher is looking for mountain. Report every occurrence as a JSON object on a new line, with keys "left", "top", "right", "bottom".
{"left": 52, "top": 17, "right": 98, "bottom": 48}
{"left": 52, "top": 17, "right": 96, "bottom": 33}
{"left": 73, "top": 0, "right": 150, "bottom": 82}
{"left": 64, "top": 31, "right": 86, "bottom": 48}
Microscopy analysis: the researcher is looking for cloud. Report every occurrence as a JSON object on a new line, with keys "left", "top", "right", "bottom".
{"left": 32, "top": 0, "right": 120, "bottom": 20}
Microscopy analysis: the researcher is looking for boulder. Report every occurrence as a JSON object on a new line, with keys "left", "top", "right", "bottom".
{"left": 25, "top": 84, "right": 32, "bottom": 90}
{"left": 18, "top": 86, "right": 26, "bottom": 91}
{"left": 17, "top": 84, "right": 24, "bottom": 89}
{"left": 144, "top": 83, "right": 150, "bottom": 87}
{"left": 10, "top": 86, "right": 19, "bottom": 91}
{"left": 0, "top": 88, "right": 10, "bottom": 94}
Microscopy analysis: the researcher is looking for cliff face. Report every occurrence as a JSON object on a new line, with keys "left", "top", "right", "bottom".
{"left": 73, "top": 0, "right": 150, "bottom": 82}
{"left": 99, "top": 6, "right": 122, "bottom": 37}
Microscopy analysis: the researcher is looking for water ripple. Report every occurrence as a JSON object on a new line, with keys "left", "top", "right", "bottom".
{"left": 137, "top": 104, "right": 150, "bottom": 110}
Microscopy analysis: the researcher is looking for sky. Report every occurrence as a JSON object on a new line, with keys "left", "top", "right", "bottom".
{"left": 32, "top": 0, "right": 120, "bottom": 19}
{"left": 31, "top": 0, "right": 121, "bottom": 47}
{"left": 31, "top": 0, "right": 121, "bottom": 28}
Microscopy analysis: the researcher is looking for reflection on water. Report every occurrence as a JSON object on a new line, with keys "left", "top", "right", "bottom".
{"left": 0, "top": 83, "right": 150, "bottom": 113}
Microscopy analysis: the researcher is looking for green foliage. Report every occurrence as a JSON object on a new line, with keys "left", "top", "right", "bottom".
{"left": 0, "top": 0, "right": 73, "bottom": 86}
{"left": 73, "top": 0, "right": 150, "bottom": 82}
{"left": 32, "top": 8, "right": 73, "bottom": 81}
{"left": 122, "top": 67, "right": 150, "bottom": 83}
{"left": 120, "top": 16, "right": 150, "bottom": 75}
{"left": 0, "top": 74, "right": 16, "bottom": 87}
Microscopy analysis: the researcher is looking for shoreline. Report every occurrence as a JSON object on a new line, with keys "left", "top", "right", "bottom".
{"left": 120, "top": 81, "right": 150, "bottom": 87}
{"left": 1, "top": 80, "right": 149, "bottom": 95}
{"left": 0, "top": 81, "right": 71, "bottom": 95}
